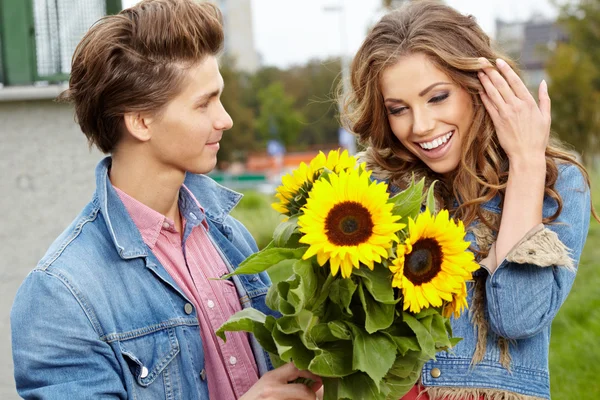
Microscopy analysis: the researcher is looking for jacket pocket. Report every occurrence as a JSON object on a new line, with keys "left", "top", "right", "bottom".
{"left": 119, "top": 326, "right": 181, "bottom": 399}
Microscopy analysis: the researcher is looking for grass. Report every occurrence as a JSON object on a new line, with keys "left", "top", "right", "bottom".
{"left": 231, "top": 175, "right": 600, "bottom": 399}
{"left": 549, "top": 173, "right": 600, "bottom": 399}
{"left": 230, "top": 190, "right": 282, "bottom": 250}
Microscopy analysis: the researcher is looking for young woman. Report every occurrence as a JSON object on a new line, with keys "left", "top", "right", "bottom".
{"left": 342, "top": 1, "right": 597, "bottom": 399}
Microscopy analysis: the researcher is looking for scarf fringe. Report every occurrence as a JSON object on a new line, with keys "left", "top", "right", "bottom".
{"left": 421, "top": 387, "right": 546, "bottom": 400}
{"left": 506, "top": 227, "right": 574, "bottom": 271}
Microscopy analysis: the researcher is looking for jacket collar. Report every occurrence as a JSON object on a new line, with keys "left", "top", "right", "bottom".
{"left": 93, "top": 157, "right": 243, "bottom": 259}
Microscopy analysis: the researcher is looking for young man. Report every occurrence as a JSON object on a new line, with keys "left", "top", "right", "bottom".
{"left": 10, "top": 1, "right": 321, "bottom": 399}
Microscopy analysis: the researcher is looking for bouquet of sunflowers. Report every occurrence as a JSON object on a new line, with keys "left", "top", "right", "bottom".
{"left": 217, "top": 149, "right": 479, "bottom": 400}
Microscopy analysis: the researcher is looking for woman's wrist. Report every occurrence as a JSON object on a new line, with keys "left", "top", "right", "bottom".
{"left": 508, "top": 154, "right": 547, "bottom": 176}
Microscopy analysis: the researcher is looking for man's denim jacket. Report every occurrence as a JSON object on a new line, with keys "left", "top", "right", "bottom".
{"left": 11, "top": 157, "right": 277, "bottom": 399}
{"left": 409, "top": 163, "right": 590, "bottom": 399}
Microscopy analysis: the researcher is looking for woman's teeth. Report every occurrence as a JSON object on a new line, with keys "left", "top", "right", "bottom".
{"left": 418, "top": 131, "right": 453, "bottom": 150}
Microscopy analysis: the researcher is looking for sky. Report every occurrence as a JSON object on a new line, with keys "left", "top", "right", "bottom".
{"left": 121, "top": 0, "right": 558, "bottom": 69}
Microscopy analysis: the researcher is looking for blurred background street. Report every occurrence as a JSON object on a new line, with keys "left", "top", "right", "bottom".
{"left": 1, "top": 0, "right": 599, "bottom": 399}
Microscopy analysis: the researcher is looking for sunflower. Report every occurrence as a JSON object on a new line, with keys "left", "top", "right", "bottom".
{"left": 443, "top": 281, "right": 468, "bottom": 319}
{"left": 272, "top": 149, "right": 357, "bottom": 216}
{"left": 390, "top": 209, "right": 479, "bottom": 315}
{"left": 298, "top": 168, "right": 404, "bottom": 278}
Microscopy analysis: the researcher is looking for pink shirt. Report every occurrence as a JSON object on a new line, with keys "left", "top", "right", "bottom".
{"left": 115, "top": 185, "right": 259, "bottom": 399}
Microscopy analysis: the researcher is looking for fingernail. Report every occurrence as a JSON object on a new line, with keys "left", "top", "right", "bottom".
{"left": 496, "top": 58, "right": 506, "bottom": 67}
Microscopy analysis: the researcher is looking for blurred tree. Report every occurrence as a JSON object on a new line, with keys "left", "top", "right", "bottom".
{"left": 547, "top": 0, "right": 600, "bottom": 164}
{"left": 284, "top": 58, "right": 342, "bottom": 147}
{"left": 218, "top": 57, "right": 257, "bottom": 165}
{"left": 255, "top": 82, "right": 304, "bottom": 148}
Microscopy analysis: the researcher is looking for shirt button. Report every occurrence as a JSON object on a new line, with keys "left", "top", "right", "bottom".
{"left": 200, "top": 368, "right": 207, "bottom": 381}
{"left": 140, "top": 366, "right": 149, "bottom": 379}
{"left": 229, "top": 356, "right": 237, "bottom": 365}
{"left": 189, "top": 212, "right": 197, "bottom": 220}
{"left": 162, "top": 221, "right": 170, "bottom": 229}
{"left": 430, "top": 367, "right": 441, "bottom": 378}
{"left": 184, "top": 303, "right": 194, "bottom": 315}
{"left": 207, "top": 300, "right": 215, "bottom": 309}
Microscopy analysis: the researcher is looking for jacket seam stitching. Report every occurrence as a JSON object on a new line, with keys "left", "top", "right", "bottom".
{"left": 39, "top": 207, "right": 99, "bottom": 270}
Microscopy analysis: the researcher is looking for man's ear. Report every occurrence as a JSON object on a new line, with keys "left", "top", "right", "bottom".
{"left": 123, "top": 112, "right": 154, "bottom": 142}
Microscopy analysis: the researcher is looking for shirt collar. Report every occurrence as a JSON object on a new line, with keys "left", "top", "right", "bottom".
{"left": 113, "top": 184, "right": 209, "bottom": 249}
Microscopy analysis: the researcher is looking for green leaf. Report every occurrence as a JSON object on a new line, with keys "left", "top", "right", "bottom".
{"left": 358, "top": 283, "right": 395, "bottom": 333}
{"left": 265, "top": 284, "right": 280, "bottom": 310}
{"left": 329, "top": 277, "right": 358, "bottom": 313}
{"left": 389, "top": 335, "right": 421, "bottom": 356}
{"left": 347, "top": 323, "right": 397, "bottom": 391}
{"left": 267, "top": 259, "right": 296, "bottom": 286}
{"left": 276, "top": 281, "right": 298, "bottom": 315}
{"left": 328, "top": 321, "right": 352, "bottom": 340}
{"left": 215, "top": 308, "right": 277, "bottom": 354}
{"left": 425, "top": 180, "right": 438, "bottom": 213}
{"left": 430, "top": 313, "right": 452, "bottom": 349}
{"left": 268, "top": 352, "right": 285, "bottom": 369}
{"left": 307, "top": 323, "right": 338, "bottom": 344}
{"left": 390, "top": 176, "right": 425, "bottom": 222}
{"left": 383, "top": 351, "right": 425, "bottom": 400}
{"left": 414, "top": 307, "right": 440, "bottom": 320}
{"left": 402, "top": 312, "right": 436, "bottom": 359}
{"left": 273, "top": 215, "right": 299, "bottom": 247}
{"left": 308, "top": 341, "right": 355, "bottom": 377}
{"left": 276, "top": 316, "right": 301, "bottom": 334}
{"left": 338, "top": 372, "right": 387, "bottom": 400}
{"left": 272, "top": 324, "right": 315, "bottom": 370}
{"left": 352, "top": 266, "right": 397, "bottom": 304}
{"left": 223, "top": 246, "right": 307, "bottom": 278}
{"left": 290, "top": 259, "right": 318, "bottom": 310}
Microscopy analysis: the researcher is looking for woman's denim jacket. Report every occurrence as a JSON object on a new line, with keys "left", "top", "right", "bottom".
{"left": 11, "top": 157, "right": 278, "bottom": 399}
{"left": 399, "top": 163, "right": 590, "bottom": 399}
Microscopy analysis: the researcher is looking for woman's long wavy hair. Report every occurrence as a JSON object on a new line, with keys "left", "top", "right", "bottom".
{"left": 342, "top": 0, "right": 598, "bottom": 231}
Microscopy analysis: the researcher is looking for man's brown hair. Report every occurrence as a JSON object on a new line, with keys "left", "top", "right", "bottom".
{"left": 58, "top": 0, "right": 224, "bottom": 153}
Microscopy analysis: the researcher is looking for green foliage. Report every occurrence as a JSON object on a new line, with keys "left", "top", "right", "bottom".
{"left": 547, "top": 0, "right": 600, "bottom": 163}
{"left": 256, "top": 82, "right": 304, "bottom": 148}
{"left": 230, "top": 191, "right": 281, "bottom": 249}
{"left": 549, "top": 173, "right": 600, "bottom": 398}
{"left": 215, "top": 57, "right": 343, "bottom": 164}
{"left": 218, "top": 179, "right": 458, "bottom": 400}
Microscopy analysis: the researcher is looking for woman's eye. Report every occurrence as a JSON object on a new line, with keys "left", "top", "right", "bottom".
{"left": 389, "top": 107, "right": 408, "bottom": 115}
{"left": 430, "top": 93, "right": 449, "bottom": 103}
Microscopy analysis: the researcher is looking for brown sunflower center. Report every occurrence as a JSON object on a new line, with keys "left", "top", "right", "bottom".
{"left": 404, "top": 238, "right": 443, "bottom": 285}
{"left": 324, "top": 201, "right": 374, "bottom": 246}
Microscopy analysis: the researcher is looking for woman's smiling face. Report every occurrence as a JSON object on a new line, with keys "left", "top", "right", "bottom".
{"left": 380, "top": 53, "right": 475, "bottom": 175}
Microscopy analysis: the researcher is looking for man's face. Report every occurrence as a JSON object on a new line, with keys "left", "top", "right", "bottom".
{"left": 145, "top": 56, "right": 233, "bottom": 175}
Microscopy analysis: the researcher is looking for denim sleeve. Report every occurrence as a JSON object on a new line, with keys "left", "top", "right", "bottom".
{"left": 485, "top": 163, "right": 591, "bottom": 340}
{"left": 11, "top": 270, "right": 126, "bottom": 399}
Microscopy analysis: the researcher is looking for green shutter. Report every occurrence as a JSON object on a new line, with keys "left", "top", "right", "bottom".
{"left": 0, "top": 0, "right": 36, "bottom": 85}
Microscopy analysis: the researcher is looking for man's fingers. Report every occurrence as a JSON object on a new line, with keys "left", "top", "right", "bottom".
{"left": 295, "top": 368, "right": 322, "bottom": 385}
{"left": 271, "top": 362, "right": 301, "bottom": 381}
{"left": 280, "top": 383, "right": 317, "bottom": 399}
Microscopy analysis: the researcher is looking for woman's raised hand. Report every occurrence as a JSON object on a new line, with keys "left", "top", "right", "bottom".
{"left": 478, "top": 57, "right": 550, "bottom": 164}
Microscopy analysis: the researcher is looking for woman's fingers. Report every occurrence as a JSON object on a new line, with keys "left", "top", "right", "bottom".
{"left": 538, "top": 80, "right": 551, "bottom": 123}
{"left": 495, "top": 58, "right": 532, "bottom": 101}
{"left": 478, "top": 70, "right": 506, "bottom": 109}
{"left": 479, "top": 91, "right": 500, "bottom": 123}
{"left": 478, "top": 58, "right": 514, "bottom": 105}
